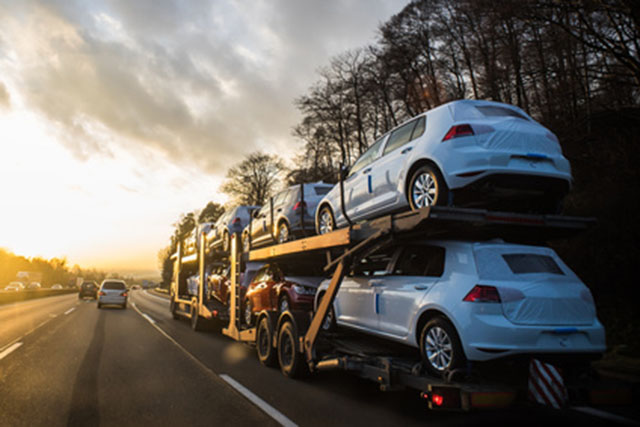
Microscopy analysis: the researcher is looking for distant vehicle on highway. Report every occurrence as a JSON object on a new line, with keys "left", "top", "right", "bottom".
{"left": 78, "top": 281, "right": 98, "bottom": 299}
{"left": 51, "top": 284, "right": 63, "bottom": 290}
{"left": 97, "top": 279, "right": 128, "bottom": 309}
{"left": 27, "top": 282, "right": 42, "bottom": 290}
{"left": 131, "top": 285, "right": 141, "bottom": 290}
{"left": 4, "top": 282, "right": 24, "bottom": 291}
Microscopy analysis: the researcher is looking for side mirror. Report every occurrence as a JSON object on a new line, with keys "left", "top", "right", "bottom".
{"left": 252, "top": 210, "right": 260, "bottom": 219}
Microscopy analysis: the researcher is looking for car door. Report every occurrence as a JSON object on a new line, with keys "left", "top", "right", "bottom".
{"left": 343, "top": 136, "right": 386, "bottom": 220}
{"left": 270, "top": 189, "right": 290, "bottom": 235}
{"left": 335, "top": 250, "right": 394, "bottom": 331}
{"left": 369, "top": 117, "right": 426, "bottom": 214}
{"left": 251, "top": 205, "right": 271, "bottom": 246}
{"left": 376, "top": 244, "right": 445, "bottom": 338}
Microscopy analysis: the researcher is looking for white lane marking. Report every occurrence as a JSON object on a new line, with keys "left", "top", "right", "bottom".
{"left": 0, "top": 342, "right": 23, "bottom": 361}
{"left": 220, "top": 374, "right": 298, "bottom": 427}
{"left": 572, "top": 406, "right": 637, "bottom": 425}
{"left": 0, "top": 337, "right": 23, "bottom": 353}
{"left": 64, "top": 307, "right": 76, "bottom": 315}
{"left": 141, "top": 313, "right": 156, "bottom": 324}
{"left": 142, "top": 290, "right": 170, "bottom": 302}
{"left": 130, "top": 304, "right": 296, "bottom": 427}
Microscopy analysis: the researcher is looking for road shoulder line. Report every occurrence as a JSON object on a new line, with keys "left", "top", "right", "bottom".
{"left": 0, "top": 342, "right": 23, "bottom": 361}
{"left": 220, "top": 374, "right": 298, "bottom": 427}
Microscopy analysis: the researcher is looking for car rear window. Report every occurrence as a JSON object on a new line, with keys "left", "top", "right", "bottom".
{"left": 102, "top": 281, "right": 126, "bottom": 290}
{"left": 393, "top": 245, "right": 445, "bottom": 277}
{"left": 313, "top": 186, "right": 331, "bottom": 196}
{"left": 475, "top": 106, "right": 529, "bottom": 120}
{"left": 502, "top": 254, "right": 564, "bottom": 275}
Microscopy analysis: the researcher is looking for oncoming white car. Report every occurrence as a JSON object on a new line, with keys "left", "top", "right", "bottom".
{"left": 97, "top": 279, "right": 128, "bottom": 309}
{"left": 316, "top": 99, "right": 572, "bottom": 234}
{"left": 314, "top": 240, "right": 605, "bottom": 377}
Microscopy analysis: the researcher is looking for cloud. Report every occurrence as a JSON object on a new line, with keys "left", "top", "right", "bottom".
{"left": 0, "top": 0, "right": 408, "bottom": 175}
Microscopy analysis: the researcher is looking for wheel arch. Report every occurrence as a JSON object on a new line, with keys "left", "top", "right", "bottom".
{"left": 315, "top": 202, "right": 335, "bottom": 234}
{"left": 414, "top": 307, "right": 464, "bottom": 355}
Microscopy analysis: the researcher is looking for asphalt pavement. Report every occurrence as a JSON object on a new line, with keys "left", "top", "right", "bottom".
{"left": 0, "top": 290, "right": 637, "bottom": 426}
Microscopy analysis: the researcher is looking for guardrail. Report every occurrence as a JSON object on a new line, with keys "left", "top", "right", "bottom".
{"left": 0, "top": 289, "right": 78, "bottom": 305}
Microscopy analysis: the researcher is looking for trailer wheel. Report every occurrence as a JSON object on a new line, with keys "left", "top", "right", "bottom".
{"left": 419, "top": 317, "right": 465, "bottom": 378}
{"left": 170, "top": 296, "right": 179, "bottom": 320}
{"left": 256, "top": 316, "right": 277, "bottom": 367}
{"left": 191, "top": 301, "right": 206, "bottom": 332}
{"left": 277, "top": 320, "right": 306, "bottom": 378}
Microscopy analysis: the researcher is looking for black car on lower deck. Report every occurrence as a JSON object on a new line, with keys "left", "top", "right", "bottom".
{"left": 78, "top": 281, "right": 98, "bottom": 299}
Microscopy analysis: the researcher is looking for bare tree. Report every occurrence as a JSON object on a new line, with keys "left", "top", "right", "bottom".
{"left": 220, "top": 152, "right": 285, "bottom": 206}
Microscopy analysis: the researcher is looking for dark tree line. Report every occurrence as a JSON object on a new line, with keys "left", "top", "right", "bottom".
{"left": 291, "top": 0, "right": 639, "bottom": 177}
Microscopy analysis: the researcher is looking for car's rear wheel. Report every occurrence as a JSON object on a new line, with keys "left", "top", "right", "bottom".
{"left": 97, "top": 302, "right": 101, "bottom": 309}
{"left": 170, "top": 295, "right": 179, "bottom": 319}
{"left": 242, "top": 233, "right": 251, "bottom": 252}
{"left": 317, "top": 292, "right": 336, "bottom": 332}
{"left": 419, "top": 317, "right": 465, "bottom": 378}
{"left": 277, "top": 222, "right": 290, "bottom": 244}
{"left": 243, "top": 299, "right": 254, "bottom": 327}
{"left": 408, "top": 165, "right": 448, "bottom": 210}
{"left": 191, "top": 301, "right": 205, "bottom": 332}
{"left": 317, "top": 205, "right": 335, "bottom": 235}
{"left": 222, "top": 230, "right": 230, "bottom": 253}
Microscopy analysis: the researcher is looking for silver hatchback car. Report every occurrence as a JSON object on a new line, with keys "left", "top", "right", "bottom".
{"left": 97, "top": 280, "right": 128, "bottom": 309}
{"left": 242, "top": 182, "right": 333, "bottom": 250}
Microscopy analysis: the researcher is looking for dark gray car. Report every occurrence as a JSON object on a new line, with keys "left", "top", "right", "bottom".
{"left": 207, "top": 205, "right": 259, "bottom": 253}
{"left": 242, "top": 182, "right": 332, "bottom": 250}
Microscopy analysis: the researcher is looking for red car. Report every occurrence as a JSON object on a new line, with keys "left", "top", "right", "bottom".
{"left": 243, "top": 263, "right": 321, "bottom": 326}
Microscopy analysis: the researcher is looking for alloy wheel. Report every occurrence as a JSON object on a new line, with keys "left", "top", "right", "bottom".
{"left": 412, "top": 172, "right": 438, "bottom": 208}
{"left": 424, "top": 326, "right": 453, "bottom": 371}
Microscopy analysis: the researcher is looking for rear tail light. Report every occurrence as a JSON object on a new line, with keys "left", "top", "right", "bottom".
{"left": 293, "top": 201, "right": 307, "bottom": 211}
{"left": 121, "top": 292, "right": 128, "bottom": 297}
{"left": 99, "top": 291, "right": 106, "bottom": 296}
{"left": 232, "top": 217, "right": 241, "bottom": 224}
{"left": 442, "top": 124, "right": 474, "bottom": 141}
{"left": 463, "top": 285, "right": 501, "bottom": 303}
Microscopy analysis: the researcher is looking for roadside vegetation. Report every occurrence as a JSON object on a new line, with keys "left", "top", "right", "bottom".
{"left": 159, "top": 0, "right": 639, "bottom": 354}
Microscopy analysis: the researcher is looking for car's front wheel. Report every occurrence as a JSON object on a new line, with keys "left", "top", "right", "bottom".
{"left": 419, "top": 317, "right": 465, "bottom": 378}
{"left": 408, "top": 165, "right": 448, "bottom": 210}
{"left": 316, "top": 205, "right": 335, "bottom": 235}
{"left": 242, "top": 233, "right": 251, "bottom": 252}
{"left": 222, "top": 231, "right": 231, "bottom": 253}
{"left": 243, "top": 299, "right": 254, "bottom": 327}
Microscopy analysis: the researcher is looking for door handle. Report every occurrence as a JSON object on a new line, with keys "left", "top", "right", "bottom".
{"left": 369, "top": 280, "right": 384, "bottom": 287}
{"left": 362, "top": 167, "right": 372, "bottom": 174}
{"left": 401, "top": 147, "right": 413, "bottom": 154}
{"left": 414, "top": 285, "right": 428, "bottom": 291}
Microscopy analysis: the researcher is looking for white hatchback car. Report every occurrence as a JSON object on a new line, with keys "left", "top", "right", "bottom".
{"left": 314, "top": 240, "right": 605, "bottom": 377}
{"left": 97, "top": 280, "right": 128, "bottom": 309}
{"left": 315, "top": 100, "right": 572, "bottom": 234}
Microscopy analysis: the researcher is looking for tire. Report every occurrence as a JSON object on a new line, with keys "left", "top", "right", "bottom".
{"left": 316, "top": 205, "right": 335, "bottom": 235}
{"left": 277, "top": 321, "right": 306, "bottom": 378}
{"left": 122, "top": 302, "right": 127, "bottom": 309}
{"left": 222, "top": 230, "right": 230, "bottom": 253}
{"left": 279, "top": 295, "right": 290, "bottom": 314}
{"left": 419, "top": 317, "right": 465, "bottom": 378}
{"left": 277, "top": 222, "right": 290, "bottom": 244}
{"left": 256, "top": 316, "right": 277, "bottom": 367}
{"left": 170, "top": 296, "right": 179, "bottom": 320}
{"left": 408, "top": 165, "right": 448, "bottom": 210}
{"left": 243, "top": 299, "right": 254, "bottom": 327}
{"left": 97, "top": 302, "right": 101, "bottom": 309}
{"left": 318, "top": 292, "right": 336, "bottom": 332}
{"left": 191, "top": 301, "right": 205, "bottom": 332}
{"left": 242, "top": 233, "right": 251, "bottom": 252}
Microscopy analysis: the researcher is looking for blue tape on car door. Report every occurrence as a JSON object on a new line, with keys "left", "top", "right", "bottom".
{"left": 368, "top": 175, "right": 372, "bottom": 194}
{"left": 375, "top": 293, "right": 379, "bottom": 314}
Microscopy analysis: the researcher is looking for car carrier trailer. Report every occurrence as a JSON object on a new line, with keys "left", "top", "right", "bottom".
{"left": 170, "top": 205, "right": 598, "bottom": 411}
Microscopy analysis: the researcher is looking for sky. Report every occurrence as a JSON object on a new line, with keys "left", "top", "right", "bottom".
{"left": 0, "top": 0, "right": 409, "bottom": 275}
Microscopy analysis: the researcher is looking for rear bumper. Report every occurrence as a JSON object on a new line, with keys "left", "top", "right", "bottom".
{"left": 98, "top": 296, "right": 127, "bottom": 305}
{"left": 287, "top": 291, "right": 314, "bottom": 311}
{"left": 460, "top": 310, "right": 606, "bottom": 362}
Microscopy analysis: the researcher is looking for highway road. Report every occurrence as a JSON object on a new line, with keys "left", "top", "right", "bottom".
{"left": 0, "top": 291, "right": 636, "bottom": 426}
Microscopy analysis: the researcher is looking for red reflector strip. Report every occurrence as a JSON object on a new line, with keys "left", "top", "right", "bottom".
{"left": 528, "top": 359, "right": 568, "bottom": 409}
